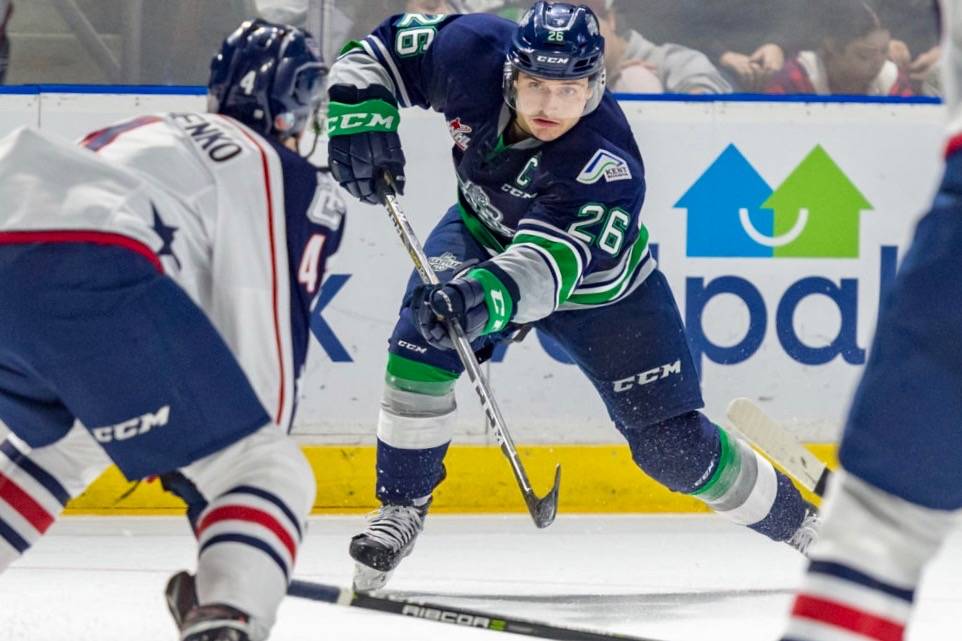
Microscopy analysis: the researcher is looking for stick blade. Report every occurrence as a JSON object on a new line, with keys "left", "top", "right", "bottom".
{"left": 528, "top": 465, "right": 561, "bottom": 529}
{"left": 726, "top": 398, "right": 829, "bottom": 495}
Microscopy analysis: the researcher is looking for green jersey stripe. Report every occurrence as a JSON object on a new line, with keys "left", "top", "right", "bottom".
{"left": 512, "top": 231, "right": 582, "bottom": 306}
{"left": 458, "top": 203, "right": 505, "bottom": 254}
{"left": 568, "top": 226, "right": 650, "bottom": 304}
{"left": 579, "top": 223, "right": 648, "bottom": 289}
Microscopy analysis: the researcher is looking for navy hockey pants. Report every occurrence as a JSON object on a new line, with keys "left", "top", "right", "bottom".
{"left": 840, "top": 151, "right": 962, "bottom": 510}
{"left": 0, "top": 241, "right": 270, "bottom": 480}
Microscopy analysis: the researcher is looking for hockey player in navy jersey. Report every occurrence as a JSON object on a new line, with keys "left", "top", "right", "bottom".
{"left": 326, "top": 1, "right": 819, "bottom": 591}
{"left": 779, "top": 2, "right": 962, "bottom": 640}
{"left": 0, "top": 20, "right": 345, "bottom": 641}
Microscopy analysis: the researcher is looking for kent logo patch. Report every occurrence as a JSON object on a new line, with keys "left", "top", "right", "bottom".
{"left": 577, "top": 150, "right": 632, "bottom": 185}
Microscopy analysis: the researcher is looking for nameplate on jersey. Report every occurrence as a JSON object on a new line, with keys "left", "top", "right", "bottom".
{"left": 170, "top": 113, "right": 243, "bottom": 163}
{"left": 577, "top": 149, "right": 632, "bottom": 185}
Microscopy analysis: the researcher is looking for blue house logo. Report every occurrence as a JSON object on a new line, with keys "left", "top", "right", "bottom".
{"left": 676, "top": 144, "right": 872, "bottom": 258}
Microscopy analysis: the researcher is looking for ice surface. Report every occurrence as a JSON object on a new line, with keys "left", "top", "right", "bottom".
{"left": 2, "top": 514, "right": 960, "bottom": 640}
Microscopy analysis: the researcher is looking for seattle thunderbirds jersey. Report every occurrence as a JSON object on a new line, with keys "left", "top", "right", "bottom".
{"left": 329, "top": 12, "right": 653, "bottom": 323}
{"left": 0, "top": 115, "right": 345, "bottom": 430}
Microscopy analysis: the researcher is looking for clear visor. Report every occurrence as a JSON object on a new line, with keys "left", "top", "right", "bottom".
{"left": 503, "top": 64, "right": 605, "bottom": 119}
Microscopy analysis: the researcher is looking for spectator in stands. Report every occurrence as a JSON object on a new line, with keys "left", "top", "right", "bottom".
{"left": 871, "top": 0, "right": 942, "bottom": 95}
{"left": 406, "top": 0, "right": 458, "bottom": 12}
{"left": 0, "top": 0, "right": 11, "bottom": 84}
{"left": 254, "top": 0, "right": 307, "bottom": 25}
{"left": 765, "top": 0, "right": 912, "bottom": 96}
{"left": 613, "top": 0, "right": 803, "bottom": 92}
{"left": 582, "top": 0, "right": 730, "bottom": 94}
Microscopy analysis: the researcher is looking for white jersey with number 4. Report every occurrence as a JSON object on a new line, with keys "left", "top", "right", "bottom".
{"left": 0, "top": 113, "right": 346, "bottom": 430}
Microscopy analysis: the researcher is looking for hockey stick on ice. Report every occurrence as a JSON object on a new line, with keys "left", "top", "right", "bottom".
{"left": 380, "top": 179, "right": 560, "bottom": 528}
{"left": 288, "top": 579, "right": 664, "bottom": 641}
{"left": 725, "top": 398, "right": 832, "bottom": 497}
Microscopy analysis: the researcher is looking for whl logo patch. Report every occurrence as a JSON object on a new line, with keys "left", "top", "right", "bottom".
{"left": 577, "top": 149, "right": 632, "bottom": 184}
{"left": 675, "top": 144, "right": 872, "bottom": 258}
{"left": 448, "top": 117, "right": 472, "bottom": 151}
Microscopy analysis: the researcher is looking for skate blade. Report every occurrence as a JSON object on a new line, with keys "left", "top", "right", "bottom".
{"left": 352, "top": 563, "right": 393, "bottom": 592}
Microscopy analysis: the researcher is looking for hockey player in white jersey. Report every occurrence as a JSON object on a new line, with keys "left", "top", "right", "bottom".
{"left": 779, "top": 3, "right": 962, "bottom": 641}
{"left": 0, "top": 20, "right": 345, "bottom": 641}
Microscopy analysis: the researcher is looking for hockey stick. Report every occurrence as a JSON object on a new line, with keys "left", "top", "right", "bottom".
{"left": 725, "top": 398, "right": 832, "bottom": 497}
{"left": 288, "top": 579, "right": 663, "bottom": 641}
{"left": 380, "top": 182, "right": 560, "bottom": 529}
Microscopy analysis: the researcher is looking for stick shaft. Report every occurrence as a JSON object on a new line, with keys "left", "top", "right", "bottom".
{"left": 287, "top": 579, "right": 661, "bottom": 641}
{"left": 382, "top": 192, "right": 546, "bottom": 509}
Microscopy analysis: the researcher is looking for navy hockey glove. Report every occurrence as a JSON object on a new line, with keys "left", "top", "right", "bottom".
{"left": 327, "top": 84, "right": 405, "bottom": 204}
{"left": 409, "top": 270, "right": 515, "bottom": 350}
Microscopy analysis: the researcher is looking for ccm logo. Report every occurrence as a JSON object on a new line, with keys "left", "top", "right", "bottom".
{"left": 327, "top": 112, "right": 396, "bottom": 132}
{"left": 613, "top": 360, "right": 682, "bottom": 393}
{"left": 536, "top": 55, "right": 569, "bottom": 64}
{"left": 93, "top": 406, "right": 171, "bottom": 443}
{"left": 398, "top": 340, "right": 428, "bottom": 354}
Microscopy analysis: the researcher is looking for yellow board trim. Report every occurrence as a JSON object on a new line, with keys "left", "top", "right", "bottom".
{"left": 63, "top": 444, "right": 838, "bottom": 516}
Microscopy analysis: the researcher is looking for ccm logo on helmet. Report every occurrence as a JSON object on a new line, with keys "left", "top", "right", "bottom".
{"left": 535, "top": 55, "right": 570, "bottom": 64}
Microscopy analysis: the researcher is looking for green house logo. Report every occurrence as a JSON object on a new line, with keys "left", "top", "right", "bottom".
{"left": 676, "top": 144, "right": 873, "bottom": 258}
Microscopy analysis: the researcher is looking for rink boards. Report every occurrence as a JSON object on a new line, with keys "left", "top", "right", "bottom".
{"left": 0, "top": 87, "right": 941, "bottom": 513}
{"left": 62, "top": 443, "right": 836, "bottom": 515}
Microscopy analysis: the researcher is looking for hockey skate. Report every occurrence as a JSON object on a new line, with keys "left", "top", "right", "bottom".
{"left": 786, "top": 508, "right": 821, "bottom": 556}
{"left": 165, "top": 571, "right": 252, "bottom": 641}
{"left": 350, "top": 499, "right": 431, "bottom": 592}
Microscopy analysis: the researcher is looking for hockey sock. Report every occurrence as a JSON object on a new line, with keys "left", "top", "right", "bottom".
{"left": 781, "top": 471, "right": 952, "bottom": 641}
{"left": 625, "top": 412, "right": 809, "bottom": 541}
{"left": 182, "top": 425, "right": 314, "bottom": 641}
{"left": 0, "top": 426, "right": 108, "bottom": 571}
{"left": 691, "top": 425, "right": 809, "bottom": 541}
{"left": 375, "top": 377, "right": 455, "bottom": 504}
{"left": 0, "top": 437, "right": 69, "bottom": 570}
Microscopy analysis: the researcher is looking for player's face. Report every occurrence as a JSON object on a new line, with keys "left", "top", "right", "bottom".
{"left": 514, "top": 72, "right": 590, "bottom": 141}
{"left": 826, "top": 29, "right": 890, "bottom": 91}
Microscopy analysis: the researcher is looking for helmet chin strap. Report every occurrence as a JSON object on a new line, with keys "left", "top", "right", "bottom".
{"left": 302, "top": 106, "right": 324, "bottom": 161}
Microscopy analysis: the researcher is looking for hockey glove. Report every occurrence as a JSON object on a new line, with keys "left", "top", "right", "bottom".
{"left": 327, "top": 84, "right": 405, "bottom": 205}
{"left": 409, "top": 269, "right": 515, "bottom": 351}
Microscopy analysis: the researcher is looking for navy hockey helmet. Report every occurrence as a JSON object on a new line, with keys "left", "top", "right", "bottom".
{"left": 504, "top": 2, "right": 606, "bottom": 116}
{"left": 208, "top": 19, "right": 327, "bottom": 141}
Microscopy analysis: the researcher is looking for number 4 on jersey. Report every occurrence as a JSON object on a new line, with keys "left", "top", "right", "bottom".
{"left": 298, "top": 234, "right": 326, "bottom": 294}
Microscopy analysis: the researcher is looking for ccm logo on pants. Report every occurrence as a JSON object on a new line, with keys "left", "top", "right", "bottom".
{"left": 613, "top": 360, "right": 682, "bottom": 393}
{"left": 92, "top": 405, "right": 171, "bottom": 443}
